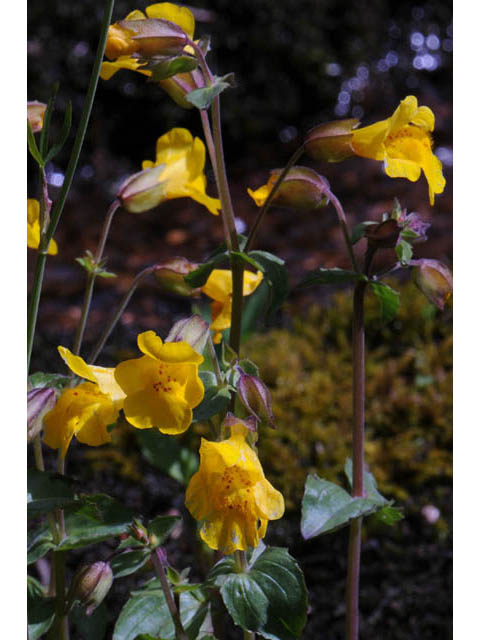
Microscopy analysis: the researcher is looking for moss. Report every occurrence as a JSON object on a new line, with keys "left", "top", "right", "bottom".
{"left": 244, "top": 282, "right": 452, "bottom": 509}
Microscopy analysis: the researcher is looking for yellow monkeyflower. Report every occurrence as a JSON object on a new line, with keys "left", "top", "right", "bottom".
{"left": 185, "top": 422, "right": 285, "bottom": 554}
{"left": 350, "top": 95, "right": 446, "bottom": 205}
{"left": 101, "top": 3, "right": 195, "bottom": 80}
{"left": 114, "top": 330, "right": 204, "bottom": 435}
{"left": 201, "top": 269, "right": 264, "bottom": 343}
{"left": 27, "top": 199, "right": 58, "bottom": 255}
{"left": 118, "top": 128, "right": 221, "bottom": 216}
{"left": 43, "top": 347, "right": 126, "bottom": 458}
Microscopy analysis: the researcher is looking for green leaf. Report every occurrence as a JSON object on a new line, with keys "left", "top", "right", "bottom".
{"left": 27, "top": 121, "right": 44, "bottom": 166}
{"left": 136, "top": 430, "right": 198, "bottom": 485}
{"left": 149, "top": 55, "right": 198, "bottom": 82}
{"left": 27, "top": 468, "right": 76, "bottom": 516}
{"left": 237, "top": 358, "right": 259, "bottom": 377}
{"left": 248, "top": 250, "right": 289, "bottom": 315}
{"left": 376, "top": 505, "right": 404, "bottom": 526}
{"left": 210, "top": 547, "right": 307, "bottom": 640}
{"left": 185, "top": 252, "right": 229, "bottom": 288}
{"left": 147, "top": 515, "right": 181, "bottom": 546}
{"left": 301, "top": 474, "right": 382, "bottom": 539}
{"left": 28, "top": 584, "right": 55, "bottom": 640}
{"left": 111, "top": 549, "right": 151, "bottom": 578}
{"left": 298, "top": 267, "right": 367, "bottom": 288}
{"left": 113, "top": 582, "right": 208, "bottom": 640}
{"left": 71, "top": 601, "right": 108, "bottom": 640}
{"left": 185, "top": 74, "right": 235, "bottom": 110}
{"left": 28, "top": 524, "right": 56, "bottom": 564}
{"left": 28, "top": 371, "right": 70, "bottom": 390}
{"left": 343, "top": 458, "right": 389, "bottom": 506}
{"left": 193, "top": 385, "right": 231, "bottom": 422}
{"left": 396, "top": 239, "right": 413, "bottom": 265}
{"left": 351, "top": 221, "right": 378, "bottom": 244}
{"left": 369, "top": 281, "right": 400, "bottom": 324}
{"left": 44, "top": 100, "right": 73, "bottom": 163}
{"left": 57, "top": 494, "right": 136, "bottom": 550}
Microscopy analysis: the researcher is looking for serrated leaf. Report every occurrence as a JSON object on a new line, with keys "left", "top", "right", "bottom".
{"left": 27, "top": 468, "right": 76, "bottom": 516}
{"left": 149, "top": 55, "right": 198, "bottom": 81}
{"left": 211, "top": 547, "right": 307, "bottom": 640}
{"left": 185, "top": 75, "right": 233, "bottom": 110}
{"left": 27, "top": 121, "right": 44, "bottom": 166}
{"left": 193, "top": 385, "right": 231, "bottom": 422}
{"left": 147, "top": 515, "right": 181, "bottom": 546}
{"left": 136, "top": 430, "right": 198, "bottom": 485}
{"left": 301, "top": 474, "right": 382, "bottom": 539}
{"left": 298, "top": 267, "right": 366, "bottom": 288}
{"left": 396, "top": 239, "right": 413, "bottom": 265}
{"left": 113, "top": 582, "right": 208, "bottom": 640}
{"left": 28, "top": 371, "right": 70, "bottom": 390}
{"left": 44, "top": 100, "right": 72, "bottom": 163}
{"left": 343, "top": 458, "right": 389, "bottom": 507}
{"left": 369, "top": 281, "right": 400, "bottom": 324}
{"left": 351, "top": 221, "right": 378, "bottom": 244}
{"left": 248, "top": 250, "right": 289, "bottom": 315}
{"left": 111, "top": 549, "right": 151, "bottom": 578}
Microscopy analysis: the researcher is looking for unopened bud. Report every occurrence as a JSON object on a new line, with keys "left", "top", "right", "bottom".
{"left": 158, "top": 68, "right": 205, "bottom": 109}
{"left": 411, "top": 259, "right": 453, "bottom": 310}
{"left": 237, "top": 369, "right": 276, "bottom": 429}
{"left": 71, "top": 561, "right": 113, "bottom": 616}
{"left": 304, "top": 118, "right": 359, "bottom": 162}
{"left": 154, "top": 257, "right": 200, "bottom": 298}
{"left": 117, "top": 164, "right": 166, "bottom": 213}
{"left": 27, "top": 101, "right": 47, "bottom": 133}
{"left": 27, "top": 387, "right": 56, "bottom": 443}
{"left": 365, "top": 219, "right": 401, "bottom": 249}
{"left": 105, "top": 18, "right": 189, "bottom": 60}
{"left": 165, "top": 315, "right": 210, "bottom": 355}
{"left": 248, "top": 166, "right": 330, "bottom": 210}
{"left": 129, "top": 520, "right": 149, "bottom": 543}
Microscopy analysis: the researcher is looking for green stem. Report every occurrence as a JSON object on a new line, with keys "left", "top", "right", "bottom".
{"left": 207, "top": 335, "right": 223, "bottom": 385}
{"left": 245, "top": 144, "right": 305, "bottom": 253}
{"left": 151, "top": 550, "right": 189, "bottom": 640}
{"left": 88, "top": 265, "right": 157, "bottom": 364}
{"left": 27, "top": 0, "right": 116, "bottom": 374}
{"left": 327, "top": 190, "right": 359, "bottom": 273}
{"left": 72, "top": 200, "right": 120, "bottom": 356}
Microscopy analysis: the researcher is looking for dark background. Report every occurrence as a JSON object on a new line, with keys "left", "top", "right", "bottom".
{"left": 28, "top": 1, "right": 452, "bottom": 638}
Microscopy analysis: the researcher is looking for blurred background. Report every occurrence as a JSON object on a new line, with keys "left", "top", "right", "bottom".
{"left": 28, "top": 1, "right": 452, "bottom": 638}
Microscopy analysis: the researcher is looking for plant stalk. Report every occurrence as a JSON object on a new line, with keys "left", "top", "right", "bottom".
{"left": 72, "top": 199, "right": 120, "bottom": 356}
{"left": 151, "top": 549, "right": 189, "bottom": 640}
{"left": 327, "top": 191, "right": 359, "bottom": 273}
{"left": 27, "top": 0, "right": 116, "bottom": 373}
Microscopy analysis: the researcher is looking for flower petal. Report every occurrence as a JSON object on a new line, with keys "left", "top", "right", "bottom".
{"left": 122, "top": 387, "right": 193, "bottom": 434}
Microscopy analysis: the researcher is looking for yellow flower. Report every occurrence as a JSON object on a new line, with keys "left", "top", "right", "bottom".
{"left": 101, "top": 3, "right": 195, "bottom": 80}
{"left": 27, "top": 199, "right": 58, "bottom": 255}
{"left": 27, "top": 101, "right": 47, "bottom": 133}
{"left": 201, "top": 269, "right": 264, "bottom": 343}
{"left": 114, "top": 330, "right": 204, "bottom": 435}
{"left": 42, "top": 347, "right": 126, "bottom": 458}
{"left": 351, "top": 95, "right": 446, "bottom": 205}
{"left": 118, "top": 128, "right": 221, "bottom": 215}
{"left": 185, "top": 422, "right": 285, "bottom": 554}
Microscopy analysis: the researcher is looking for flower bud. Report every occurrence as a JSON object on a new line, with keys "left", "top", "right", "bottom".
{"left": 27, "top": 387, "right": 56, "bottom": 443}
{"left": 304, "top": 118, "right": 359, "bottom": 162}
{"left": 365, "top": 219, "right": 401, "bottom": 249}
{"left": 158, "top": 68, "right": 205, "bottom": 109}
{"left": 154, "top": 257, "right": 200, "bottom": 298}
{"left": 71, "top": 562, "right": 113, "bottom": 616}
{"left": 411, "top": 259, "right": 453, "bottom": 310}
{"left": 27, "top": 101, "right": 47, "bottom": 133}
{"left": 117, "top": 164, "right": 166, "bottom": 213}
{"left": 165, "top": 314, "right": 210, "bottom": 355}
{"left": 105, "top": 18, "right": 189, "bottom": 60}
{"left": 248, "top": 166, "right": 330, "bottom": 210}
{"left": 129, "top": 519, "right": 149, "bottom": 543}
{"left": 237, "top": 369, "right": 276, "bottom": 429}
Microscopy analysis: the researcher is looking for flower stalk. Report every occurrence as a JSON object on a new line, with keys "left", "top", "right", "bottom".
{"left": 151, "top": 549, "right": 189, "bottom": 640}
